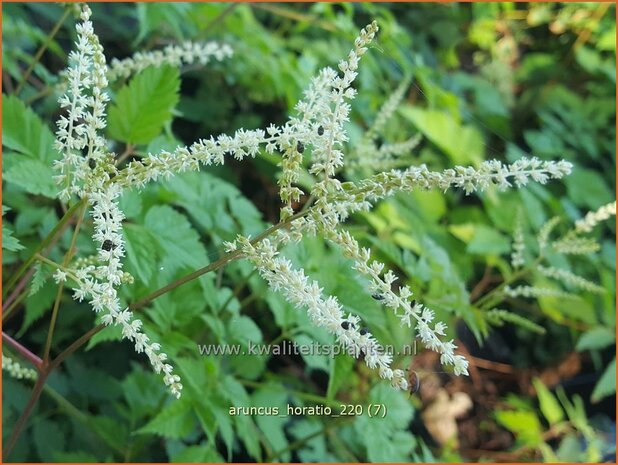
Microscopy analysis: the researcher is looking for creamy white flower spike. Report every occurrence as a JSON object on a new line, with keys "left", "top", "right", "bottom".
{"left": 574, "top": 201, "right": 616, "bottom": 233}
{"left": 107, "top": 41, "right": 233, "bottom": 82}
{"left": 238, "top": 235, "right": 409, "bottom": 390}
{"left": 54, "top": 4, "right": 110, "bottom": 201}
{"left": 324, "top": 227, "right": 469, "bottom": 376}
{"left": 2, "top": 354, "right": 38, "bottom": 381}
{"left": 54, "top": 4, "right": 182, "bottom": 399}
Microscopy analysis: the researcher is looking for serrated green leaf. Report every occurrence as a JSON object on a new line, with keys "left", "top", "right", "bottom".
{"left": 136, "top": 398, "right": 195, "bottom": 438}
{"left": 2, "top": 95, "right": 58, "bottom": 197}
{"left": 144, "top": 204, "right": 208, "bottom": 272}
{"left": 108, "top": 66, "right": 180, "bottom": 144}
{"left": 18, "top": 280, "right": 56, "bottom": 336}
{"left": 532, "top": 378, "right": 564, "bottom": 425}
{"left": 3, "top": 157, "right": 58, "bottom": 198}
{"left": 576, "top": 327, "right": 615, "bottom": 352}
{"left": 591, "top": 358, "right": 615, "bottom": 403}
{"left": 2, "top": 94, "right": 56, "bottom": 162}
{"left": 2, "top": 221, "right": 24, "bottom": 251}
{"left": 123, "top": 223, "right": 161, "bottom": 284}
{"left": 122, "top": 367, "right": 167, "bottom": 422}
{"left": 29, "top": 263, "right": 50, "bottom": 296}
{"left": 354, "top": 384, "right": 415, "bottom": 462}
{"left": 163, "top": 171, "right": 264, "bottom": 237}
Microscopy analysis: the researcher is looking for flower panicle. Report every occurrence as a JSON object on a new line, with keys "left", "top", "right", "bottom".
{"left": 55, "top": 4, "right": 182, "bottom": 399}
{"left": 511, "top": 210, "right": 525, "bottom": 268}
{"left": 574, "top": 201, "right": 616, "bottom": 233}
{"left": 107, "top": 40, "right": 233, "bottom": 82}
{"left": 324, "top": 226, "right": 469, "bottom": 376}
{"left": 237, "top": 235, "right": 409, "bottom": 390}
{"left": 54, "top": 4, "right": 110, "bottom": 201}
{"left": 537, "top": 265, "right": 605, "bottom": 294}
{"left": 2, "top": 354, "right": 38, "bottom": 381}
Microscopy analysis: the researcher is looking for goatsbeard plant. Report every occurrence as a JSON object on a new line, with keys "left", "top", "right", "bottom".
{"left": 43, "top": 5, "right": 573, "bottom": 398}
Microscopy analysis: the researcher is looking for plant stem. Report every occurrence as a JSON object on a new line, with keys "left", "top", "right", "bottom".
{"left": 2, "top": 332, "right": 43, "bottom": 370}
{"left": 3, "top": 268, "right": 36, "bottom": 312}
{"left": 48, "top": 324, "right": 104, "bottom": 372}
{"left": 3, "top": 292, "right": 29, "bottom": 322}
{"left": 473, "top": 257, "right": 543, "bottom": 309}
{"left": 14, "top": 8, "right": 71, "bottom": 95}
{"left": 218, "top": 269, "right": 257, "bottom": 313}
{"left": 201, "top": 3, "right": 240, "bottom": 36}
{"left": 2, "top": 373, "right": 49, "bottom": 459}
{"left": 3, "top": 198, "right": 87, "bottom": 301}
{"left": 130, "top": 209, "right": 310, "bottom": 311}
{"left": 43, "top": 202, "right": 87, "bottom": 362}
{"left": 115, "top": 143, "right": 135, "bottom": 166}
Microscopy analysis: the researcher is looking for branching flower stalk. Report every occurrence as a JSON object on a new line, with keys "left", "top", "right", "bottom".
{"left": 53, "top": 5, "right": 182, "bottom": 398}
{"left": 347, "top": 74, "right": 422, "bottom": 171}
{"left": 475, "top": 202, "right": 616, "bottom": 324}
{"left": 46, "top": 5, "right": 574, "bottom": 398}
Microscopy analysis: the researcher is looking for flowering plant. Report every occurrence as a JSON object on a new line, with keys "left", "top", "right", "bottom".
{"left": 35, "top": 5, "right": 576, "bottom": 398}
{"left": 3, "top": 3, "right": 613, "bottom": 462}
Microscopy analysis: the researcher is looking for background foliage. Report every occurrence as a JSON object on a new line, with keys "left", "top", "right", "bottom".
{"left": 2, "top": 2, "right": 616, "bottom": 462}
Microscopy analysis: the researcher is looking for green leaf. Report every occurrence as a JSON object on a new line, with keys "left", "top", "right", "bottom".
{"left": 18, "top": 281, "right": 56, "bottom": 336}
{"left": 252, "top": 387, "right": 289, "bottom": 459}
{"left": 466, "top": 225, "right": 511, "bottom": 255}
{"left": 576, "top": 327, "right": 615, "bottom": 352}
{"left": 2, "top": 220, "right": 24, "bottom": 252}
{"left": 564, "top": 168, "right": 613, "bottom": 210}
{"left": 85, "top": 323, "right": 122, "bottom": 351}
{"left": 327, "top": 353, "right": 354, "bottom": 400}
{"left": 29, "top": 262, "right": 50, "bottom": 296}
{"left": 89, "top": 415, "right": 130, "bottom": 452}
{"left": 228, "top": 315, "right": 263, "bottom": 345}
{"left": 591, "top": 358, "right": 615, "bottom": 403}
{"left": 164, "top": 171, "right": 263, "bottom": 237}
{"left": 2, "top": 95, "right": 58, "bottom": 197}
{"left": 33, "top": 418, "right": 66, "bottom": 461}
{"left": 136, "top": 398, "right": 196, "bottom": 438}
{"left": 123, "top": 223, "right": 161, "bottom": 284}
{"left": 354, "top": 384, "right": 415, "bottom": 462}
{"left": 3, "top": 156, "right": 58, "bottom": 198}
{"left": 399, "top": 107, "right": 484, "bottom": 165}
{"left": 144, "top": 205, "right": 208, "bottom": 272}
{"left": 2, "top": 94, "right": 56, "bottom": 162}
{"left": 170, "top": 444, "right": 223, "bottom": 463}
{"left": 576, "top": 326, "right": 616, "bottom": 352}
{"left": 495, "top": 410, "right": 542, "bottom": 446}
{"left": 108, "top": 66, "right": 180, "bottom": 144}
{"left": 532, "top": 378, "right": 564, "bottom": 425}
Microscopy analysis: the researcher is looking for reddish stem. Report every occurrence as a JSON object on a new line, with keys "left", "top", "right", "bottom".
{"left": 3, "top": 268, "right": 36, "bottom": 312}
{"left": 2, "top": 332, "right": 43, "bottom": 371}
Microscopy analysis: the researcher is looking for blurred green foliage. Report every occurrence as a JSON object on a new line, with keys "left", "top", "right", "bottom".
{"left": 2, "top": 2, "right": 615, "bottom": 462}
